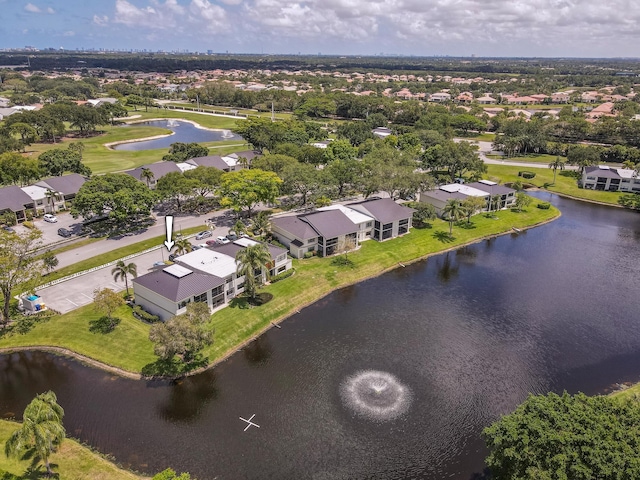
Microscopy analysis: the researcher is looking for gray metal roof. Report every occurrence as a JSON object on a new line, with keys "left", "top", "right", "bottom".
{"left": 227, "top": 150, "right": 260, "bottom": 161}
{"left": 466, "top": 182, "right": 515, "bottom": 196}
{"left": 133, "top": 269, "right": 224, "bottom": 302}
{"left": 36, "top": 174, "right": 88, "bottom": 195}
{"left": 125, "top": 162, "right": 181, "bottom": 182}
{"left": 301, "top": 210, "right": 357, "bottom": 239}
{"left": 186, "top": 155, "right": 229, "bottom": 171}
{"left": 272, "top": 215, "right": 319, "bottom": 240}
{"left": 0, "top": 185, "right": 34, "bottom": 212}
{"left": 208, "top": 241, "right": 287, "bottom": 261}
{"left": 421, "top": 190, "right": 466, "bottom": 202}
{"left": 584, "top": 166, "right": 621, "bottom": 179}
{"left": 349, "top": 198, "right": 415, "bottom": 224}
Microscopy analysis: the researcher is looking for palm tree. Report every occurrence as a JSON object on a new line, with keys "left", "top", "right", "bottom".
{"left": 548, "top": 156, "right": 566, "bottom": 184}
{"left": 232, "top": 219, "right": 248, "bottom": 237}
{"left": 5, "top": 391, "right": 66, "bottom": 476}
{"left": 252, "top": 211, "right": 271, "bottom": 237}
{"left": 111, "top": 260, "right": 138, "bottom": 297}
{"left": 140, "top": 167, "right": 155, "bottom": 188}
{"left": 44, "top": 189, "right": 61, "bottom": 213}
{"left": 235, "top": 244, "right": 272, "bottom": 301}
{"left": 442, "top": 199, "right": 464, "bottom": 236}
{"left": 172, "top": 237, "right": 192, "bottom": 256}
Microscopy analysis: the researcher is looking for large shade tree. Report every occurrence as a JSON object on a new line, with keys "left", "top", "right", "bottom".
{"left": 484, "top": 392, "right": 640, "bottom": 480}
{"left": 71, "top": 173, "right": 158, "bottom": 222}
{"left": 4, "top": 391, "right": 66, "bottom": 476}
{"left": 219, "top": 169, "right": 282, "bottom": 218}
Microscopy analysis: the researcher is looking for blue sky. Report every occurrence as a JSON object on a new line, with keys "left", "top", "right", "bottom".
{"left": 1, "top": 0, "right": 639, "bottom": 57}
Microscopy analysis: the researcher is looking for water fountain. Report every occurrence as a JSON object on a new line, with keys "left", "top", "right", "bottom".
{"left": 340, "top": 370, "right": 412, "bottom": 421}
{"left": 221, "top": 129, "right": 234, "bottom": 139}
{"left": 167, "top": 119, "right": 179, "bottom": 127}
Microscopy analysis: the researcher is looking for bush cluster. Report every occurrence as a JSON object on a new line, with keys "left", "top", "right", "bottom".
{"left": 132, "top": 305, "right": 160, "bottom": 323}
{"left": 518, "top": 171, "right": 536, "bottom": 179}
{"left": 270, "top": 268, "right": 295, "bottom": 283}
{"left": 537, "top": 202, "right": 551, "bottom": 209}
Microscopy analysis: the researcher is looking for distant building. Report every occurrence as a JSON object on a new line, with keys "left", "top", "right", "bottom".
{"left": 581, "top": 165, "right": 640, "bottom": 192}
{"left": 419, "top": 180, "right": 516, "bottom": 216}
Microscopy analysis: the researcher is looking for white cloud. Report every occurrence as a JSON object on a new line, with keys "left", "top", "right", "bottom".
{"left": 93, "top": 14, "right": 109, "bottom": 26}
{"left": 113, "top": 0, "right": 227, "bottom": 33}
{"left": 24, "top": 3, "right": 41, "bottom": 13}
{"left": 46, "top": 6, "right": 55, "bottom": 14}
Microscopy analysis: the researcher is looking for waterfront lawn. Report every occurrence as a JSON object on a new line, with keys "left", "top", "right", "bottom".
{"left": 488, "top": 153, "right": 564, "bottom": 164}
{"left": 203, "top": 204, "right": 560, "bottom": 364}
{"left": 486, "top": 165, "right": 623, "bottom": 205}
{"left": 0, "top": 419, "right": 145, "bottom": 479}
{"left": 0, "top": 303, "right": 155, "bottom": 373}
{"left": 611, "top": 383, "right": 640, "bottom": 400}
{"left": 0, "top": 203, "right": 558, "bottom": 375}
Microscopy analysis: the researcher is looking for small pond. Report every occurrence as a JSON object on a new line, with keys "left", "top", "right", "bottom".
{"left": 113, "top": 120, "right": 241, "bottom": 151}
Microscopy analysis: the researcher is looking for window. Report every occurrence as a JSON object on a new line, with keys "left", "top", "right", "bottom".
{"left": 398, "top": 218, "right": 409, "bottom": 235}
{"left": 278, "top": 266, "right": 286, "bottom": 273}
{"left": 212, "top": 285, "right": 224, "bottom": 297}
{"left": 178, "top": 299, "right": 191, "bottom": 309}
{"left": 382, "top": 222, "right": 393, "bottom": 240}
{"left": 366, "top": 221, "right": 372, "bottom": 228}
{"left": 193, "top": 292, "right": 208, "bottom": 303}
{"left": 307, "top": 238, "right": 316, "bottom": 244}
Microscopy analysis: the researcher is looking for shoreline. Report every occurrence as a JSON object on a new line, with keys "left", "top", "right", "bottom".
{"left": 0, "top": 211, "right": 561, "bottom": 380}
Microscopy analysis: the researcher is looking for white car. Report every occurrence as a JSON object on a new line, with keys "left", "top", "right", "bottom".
{"left": 216, "top": 236, "right": 231, "bottom": 245}
{"left": 43, "top": 214, "right": 58, "bottom": 223}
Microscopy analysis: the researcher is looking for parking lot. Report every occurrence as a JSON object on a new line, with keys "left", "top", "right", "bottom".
{"left": 12, "top": 212, "right": 83, "bottom": 247}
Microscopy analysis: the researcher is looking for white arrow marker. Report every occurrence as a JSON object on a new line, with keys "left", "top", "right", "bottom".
{"left": 163, "top": 215, "right": 175, "bottom": 251}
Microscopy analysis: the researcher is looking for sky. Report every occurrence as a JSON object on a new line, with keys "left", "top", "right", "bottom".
{"left": 0, "top": 0, "right": 639, "bottom": 57}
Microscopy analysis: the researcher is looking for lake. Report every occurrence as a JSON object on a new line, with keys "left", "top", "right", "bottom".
{"left": 1, "top": 193, "right": 640, "bottom": 479}
{"left": 112, "top": 119, "right": 241, "bottom": 151}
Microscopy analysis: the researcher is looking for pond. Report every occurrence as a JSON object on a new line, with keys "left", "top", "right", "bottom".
{"left": 112, "top": 119, "right": 242, "bottom": 151}
{"left": 1, "top": 193, "right": 640, "bottom": 479}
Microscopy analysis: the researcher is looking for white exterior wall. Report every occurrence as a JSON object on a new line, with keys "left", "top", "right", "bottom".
{"left": 133, "top": 283, "right": 180, "bottom": 321}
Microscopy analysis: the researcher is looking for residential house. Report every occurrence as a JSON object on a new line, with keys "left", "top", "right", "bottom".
{"left": 476, "top": 96, "right": 497, "bottom": 105}
{"left": 0, "top": 97, "right": 10, "bottom": 108}
{"left": 86, "top": 98, "right": 119, "bottom": 107}
{"left": 0, "top": 107, "right": 18, "bottom": 120}
{"left": 372, "top": 127, "right": 393, "bottom": 138}
{"left": 124, "top": 162, "right": 182, "bottom": 189}
{"left": 20, "top": 185, "right": 56, "bottom": 215}
{"left": 133, "top": 238, "right": 291, "bottom": 321}
{"left": 456, "top": 92, "right": 474, "bottom": 103}
{"left": 0, "top": 185, "right": 36, "bottom": 223}
{"left": 187, "top": 151, "right": 259, "bottom": 171}
{"left": 317, "top": 204, "right": 375, "bottom": 242}
{"left": 347, "top": 198, "right": 415, "bottom": 242}
{"left": 581, "top": 165, "right": 640, "bottom": 192}
{"left": 430, "top": 92, "right": 452, "bottom": 102}
{"left": 419, "top": 180, "right": 515, "bottom": 216}
{"left": 581, "top": 91, "right": 600, "bottom": 103}
{"left": 551, "top": 92, "right": 571, "bottom": 103}
{"left": 35, "top": 173, "right": 88, "bottom": 209}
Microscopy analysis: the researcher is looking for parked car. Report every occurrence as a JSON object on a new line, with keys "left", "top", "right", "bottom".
{"left": 226, "top": 233, "right": 238, "bottom": 241}
{"left": 43, "top": 214, "right": 58, "bottom": 223}
{"left": 195, "top": 230, "right": 213, "bottom": 240}
{"left": 57, "top": 228, "right": 72, "bottom": 238}
{"left": 168, "top": 253, "right": 179, "bottom": 262}
{"left": 216, "top": 236, "right": 231, "bottom": 245}
{"left": 2, "top": 225, "right": 15, "bottom": 233}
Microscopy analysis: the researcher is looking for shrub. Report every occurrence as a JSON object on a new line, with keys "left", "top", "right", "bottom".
{"left": 25, "top": 211, "right": 34, "bottom": 221}
{"left": 537, "top": 202, "right": 551, "bottom": 210}
{"left": 303, "top": 251, "right": 316, "bottom": 259}
{"left": 270, "top": 268, "right": 295, "bottom": 283}
{"left": 518, "top": 171, "right": 536, "bottom": 179}
{"left": 22, "top": 221, "right": 35, "bottom": 229}
{"left": 132, "top": 305, "right": 161, "bottom": 323}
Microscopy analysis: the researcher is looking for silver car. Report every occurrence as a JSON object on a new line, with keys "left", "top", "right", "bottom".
{"left": 195, "top": 230, "right": 213, "bottom": 240}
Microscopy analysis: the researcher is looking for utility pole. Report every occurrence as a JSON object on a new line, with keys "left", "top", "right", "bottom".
{"left": 271, "top": 101, "right": 274, "bottom": 122}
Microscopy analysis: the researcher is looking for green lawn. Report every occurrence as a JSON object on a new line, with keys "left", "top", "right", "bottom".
{"left": 21, "top": 109, "right": 253, "bottom": 174}
{"left": 487, "top": 153, "right": 565, "bottom": 164}
{"left": 611, "top": 383, "right": 640, "bottom": 400}
{"left": 0, "top": 420, "right": 146, "bottom": 479}
{"left": 2, "top": 204, "right": 557, "bottom": 375}
{"left": 485, "top": 164, "right": 623, "bottom": 205}
{"left": 163, "top": 102, "right": 292, "bottom": 120}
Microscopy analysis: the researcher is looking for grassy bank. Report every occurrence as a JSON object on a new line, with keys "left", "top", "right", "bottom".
{"left": 0, "top": 419, "right": 145, "bottom": 479}
{"left": 486, "top": 164, "right": 623, "bottom": 205}
{"left": 486, "top": 153, "right": 564, "bottom": 164}
{"left": 22, "top": 109, "right": 251, "bottom": 174}
{"left": 0, "top": 204, "right": 558, "bottom": 375}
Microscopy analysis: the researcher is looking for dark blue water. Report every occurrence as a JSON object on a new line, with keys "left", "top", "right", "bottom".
{"left": 113, "top": 120, "right": 241, "bottom": 151}
{"left": 1, "top": 193, "right": 640, "bottom": 479}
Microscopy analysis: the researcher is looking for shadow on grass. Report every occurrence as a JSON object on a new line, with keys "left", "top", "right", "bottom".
{"left": 141, "top": 353, "right": 209, "bottom": 378}
{"left": 331, "top": 256, "right": 356, "bottom": 268}
{"left": 88, "top": 316, "right": 120, "bottom": 334}
{"left": 413, "top": 222, "right": 433, "bottom": 229}
{"left": 7, "top": 449, "right": 60, "bottom": 479}
{"left": 228, "top": 297, "right": 250, "bottom": 309}
{"left": 458, "top": 221, "right": 477, "bottom": 230}
{"left": 248, "top": 292, "right": 273, "bottom": 306}
{"left": 433, "top": 230, "right": 455, "bottom": 243}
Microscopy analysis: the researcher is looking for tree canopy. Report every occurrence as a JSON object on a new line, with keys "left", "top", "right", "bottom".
{"left": 71, "top": 173, "right": 157, "bottom": 221}
{"left": 219, "top": 169, "right": 282, "bottom": 217}
{"left": 484, "top": 392, "right": 640, "bottom": 480}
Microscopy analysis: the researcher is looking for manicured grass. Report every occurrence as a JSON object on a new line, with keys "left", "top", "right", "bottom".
{"left": 40, "top": 225, "right": 205, "bottom": 285}
{"left": 463, "top": 133, "right": 496, "bottom": 142}
{"left": 21, "top": 109, "right": 253, "bottom": 174}
{"left": 0, "top": 419, "right": 145, "bottom": 479}
{"left": 488, "top": 153, "right": 566, "bottom": 164}
{"left": 611, "top": 383, "right": 640, "bottom": 400}
{"left": 486, "top": 164, "right": 623, "bottom": 205}
{"left": 203, "top": 204, "right": 560, "bottom": 365}
{"left": 163, "top": 102, "right": 292, "bottom": 120}
{"left": 0, "top": 303, "right": 156, "bottom": 372}
{"left": 0, "top": 203, "right": 558, "bottom": 375}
